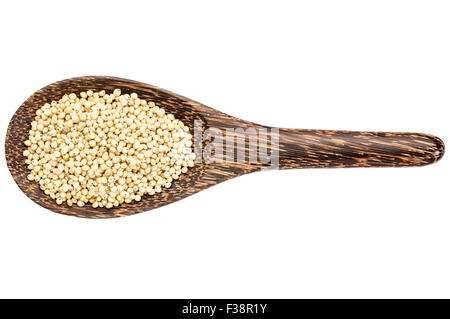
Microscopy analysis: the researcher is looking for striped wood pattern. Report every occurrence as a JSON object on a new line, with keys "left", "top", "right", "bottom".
{"left": 5, "top": 76, "right": 444, "bottom": 218}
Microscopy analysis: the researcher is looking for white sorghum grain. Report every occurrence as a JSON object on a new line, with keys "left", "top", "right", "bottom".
{"left": 23, "top": 89, "right": 195, "bottom": 208}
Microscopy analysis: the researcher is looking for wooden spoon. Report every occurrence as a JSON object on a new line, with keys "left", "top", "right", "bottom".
{"left": 5, "top": 76, "right": 445, "bottom": 218}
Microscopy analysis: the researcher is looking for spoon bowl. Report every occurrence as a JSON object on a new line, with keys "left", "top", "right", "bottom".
{"left": 5, "top": 76, "right": 445, "bottom": 218}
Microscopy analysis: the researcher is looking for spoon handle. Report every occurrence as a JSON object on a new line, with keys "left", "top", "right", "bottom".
{"left": 276, "top": 129, "right": 444, "bottom": 169}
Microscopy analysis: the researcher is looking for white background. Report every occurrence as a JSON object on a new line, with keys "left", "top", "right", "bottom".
{"left": 0, "top": 0, "right": 449, "bottom": 298}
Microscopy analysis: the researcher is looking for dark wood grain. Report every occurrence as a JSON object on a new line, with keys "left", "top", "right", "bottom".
{"left": 5, "top": 76, "right": 445, "bottom": 218}
{"left": 277, "top": 129, "right": 444, "bottom": 169}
